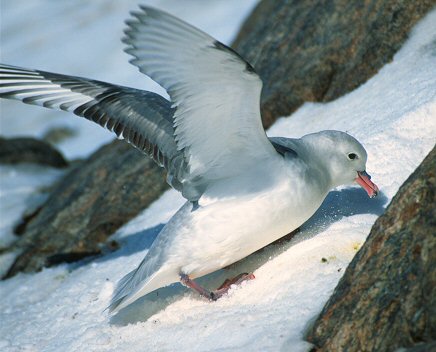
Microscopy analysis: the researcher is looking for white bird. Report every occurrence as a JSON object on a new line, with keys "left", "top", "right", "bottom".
{"left": 0, "top": 6, "right": 379, "bottom": 313}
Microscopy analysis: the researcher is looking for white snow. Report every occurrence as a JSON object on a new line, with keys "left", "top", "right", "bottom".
{"left": 1, "top": 1, "right": 436, "bottom": 351}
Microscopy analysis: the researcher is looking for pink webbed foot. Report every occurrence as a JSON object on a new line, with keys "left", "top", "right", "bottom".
{"left": 180, "top": 272, "right": 255, "bottom": 301}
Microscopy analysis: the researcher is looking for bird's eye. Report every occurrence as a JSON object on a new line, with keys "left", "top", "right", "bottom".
{"left": 348, "top": 153, "right": 357, "bottom": 160}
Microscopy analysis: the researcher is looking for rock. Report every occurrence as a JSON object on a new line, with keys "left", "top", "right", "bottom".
{"left": 0, "top": 136, "right": 68, "bottom": 168}
{"left": 42, "top": 126, "right": 77, "bottom": 144}
{"left": 398, "top": 341, "right": 436, "bottom": 352}
{"left": 233, "top": 0, "right": 434, "bottom": 128}
{"left": 4, "top": 140, "right": 169, "bottom": 278}
{"left": 306, "top": 146, "right": 436, "bottom": 351}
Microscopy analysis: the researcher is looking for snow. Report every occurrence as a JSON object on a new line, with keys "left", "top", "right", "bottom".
{"left": 0, "top": 1, "right": 436, "bottom": 351}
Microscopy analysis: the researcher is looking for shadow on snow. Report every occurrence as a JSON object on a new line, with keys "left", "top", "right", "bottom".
{"left": 109, "top": 186, "right": 388, "bottom": 325}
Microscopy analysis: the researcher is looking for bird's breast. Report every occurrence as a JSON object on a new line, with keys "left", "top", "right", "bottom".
{"left": 179, "top": 174, "right": 326, "bottom": 277}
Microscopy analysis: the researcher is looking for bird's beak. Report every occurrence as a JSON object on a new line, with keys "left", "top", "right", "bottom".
{"left": 355, "top": 171, "right": 379, "bottom": 198}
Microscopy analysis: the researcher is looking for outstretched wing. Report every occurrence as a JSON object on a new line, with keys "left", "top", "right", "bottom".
{"left": 124, "top": 6, "right": 277, "bottom": 200}
{"left": 0, "top": 64, "right": 187, "bottom": 192}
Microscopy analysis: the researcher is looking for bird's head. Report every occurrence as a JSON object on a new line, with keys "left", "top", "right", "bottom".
{"left": 302, "top": 130, "right": 379, "bottom": 198}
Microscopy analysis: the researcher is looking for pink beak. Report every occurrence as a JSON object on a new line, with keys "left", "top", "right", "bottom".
{"left": 355, "top": 171, "right": 379, "bottom": 198}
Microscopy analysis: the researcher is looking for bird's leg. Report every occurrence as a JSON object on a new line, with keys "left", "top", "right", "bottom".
{"left": 180, "top": 274, "right": 214, "bottom": 300}
{"left": 216, "top": 272, "right": 255, "bottom": 290}
{"left": 180, "top": 273, "right": 255, "bottom": 301}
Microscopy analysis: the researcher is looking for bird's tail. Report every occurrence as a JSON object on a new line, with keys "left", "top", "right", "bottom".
{"left": 107, "top": 268, "right": 138, "bottom": 313}
{"left": 107, "top": 248, "right": 176, "bottom": 314}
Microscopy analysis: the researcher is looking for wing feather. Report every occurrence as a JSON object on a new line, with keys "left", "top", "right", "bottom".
{"left": 1, "top": 7, "right": 283, "bottom": 201}
{"left": 0, "top": 64, "right": 186, "bottom": 191}
{"left": 124, "top": 6, "right": 276, "bottom": 200}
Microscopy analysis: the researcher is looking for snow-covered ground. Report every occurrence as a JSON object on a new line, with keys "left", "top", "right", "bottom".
{"left": 1, "top": 1, "right": 436, "bottom": 351}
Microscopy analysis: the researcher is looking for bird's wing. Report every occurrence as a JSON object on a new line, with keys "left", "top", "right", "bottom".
{"left": 0, "top": 64, "right": 188, "bottom": 192}
{"left": 124, "top": 6, "right": 277, "bottom": 200}
{"left": 268, "top": 137, "right": 299, "bottom": 159}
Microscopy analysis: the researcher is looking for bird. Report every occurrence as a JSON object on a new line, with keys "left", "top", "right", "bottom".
{"left": 0, "top": 5, "right": 379, "bottom": 313}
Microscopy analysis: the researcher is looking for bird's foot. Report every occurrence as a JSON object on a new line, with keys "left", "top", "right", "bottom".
{"left": 211, "top": 272, "right": 255, "bottom": 300}
{"left": 216, "top": 272, "right": 255, "bottom": 291}
{"left": 180, "top": 272, "right": 255, "bottom": 301}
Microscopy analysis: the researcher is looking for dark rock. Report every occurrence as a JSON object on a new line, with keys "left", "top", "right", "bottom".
{"left": 4, "top": 140, "right": 169, "bottom": 278}
{"left": 13, "top": 206, "right": 43, "bottom": 236}
{"left": 42, "top": 126, "right": 77, "bottom": 144}
{"left": 233, "top": 0, "right": 435, "bottom": 128}
{"left": 399, "top": 341, "right": 436, "bottom": 352}
{"left": 306, "top": 146, "right": 436, "bottom": 351}
{"left": 0, "top": 136, "right": 68, "bottom": 168}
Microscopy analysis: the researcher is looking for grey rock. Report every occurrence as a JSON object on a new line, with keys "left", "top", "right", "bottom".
{"left": 233, "top": 0, "right": 435, "bottom": 128}
{"left": 4, "top": 140, "right": 168, "bottom": 278}
{"left": 397, "top": 341, "right": 436, "bottom": 352}
{"left": 306, "top": 145, "right": 436, "bottom": 351}
{"left": 0, "top": 136, "right": 68, "bottom": 168}
{"left": 42, "top": 126, "right": 77, "bottom": 145}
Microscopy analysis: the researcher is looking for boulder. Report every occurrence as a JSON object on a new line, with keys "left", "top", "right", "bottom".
{"left": 0, "top": 136, "right": 68, "bottom": 168}
{"left": 306, "top": 146, "right": 436, "bottom": 351}
{"left": 233, "top": 0, "right": 434, "bottom": 128}
{"left": 4, "top": 140, "right": 168, "bottom": 278}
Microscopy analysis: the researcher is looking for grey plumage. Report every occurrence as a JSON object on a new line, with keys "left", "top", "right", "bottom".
{"left": 0, "top": 64, "right": 296, "bottom": 200}
{"left": 122, "top": 6, "right": 274, "bottom": 202}
{"left": 0, "top": 64, "right": 189, "bottom": 192}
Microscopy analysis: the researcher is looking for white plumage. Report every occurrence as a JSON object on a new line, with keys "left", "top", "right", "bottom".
{"left": 109, "top": 129, "right": 378, "bottom": 312}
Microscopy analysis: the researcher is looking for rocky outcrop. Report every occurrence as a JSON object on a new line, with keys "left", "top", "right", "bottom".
{"left": 233, "top": 0, "right": 435, "bottom": 128}
{"left": 306, "top": 146, "right": 436, "bottom": 351}
{"left": 0, "top": 136, "right": 68, "bottom": 168}
{"left": 4, "top": 140, "right": 168, "bottom": 278}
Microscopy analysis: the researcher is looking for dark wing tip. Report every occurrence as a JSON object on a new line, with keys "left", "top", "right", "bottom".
{"left": 212, "top": 40, "right": 256, "bottom": 74}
